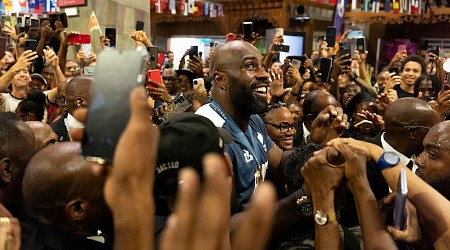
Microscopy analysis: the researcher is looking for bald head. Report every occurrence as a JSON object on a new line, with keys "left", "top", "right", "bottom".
{"left": 384, "top": 98, "right": 440, "bottom": 131}
{"left": 25, "top": 121, "right": 58, "bottom": 151}
{"left": 384, "top": 98, "right": 441, "bottom": 156}
{"left": 65, "top": 75, "right": 93, "bottom": 115}
{"left": 0, "top": 112, "right": 36, "bottom": 211}
{"left": 303, "top": 90, "right": 339, "bottom": 130}
{"left": 23, "top": 142, "right": 106, "bottom": 225}
{"left": 425, "top": 121, "right": 450, "bottom": 150}
{"left": 210, "top": 41, "right": 263, "bottom": 76}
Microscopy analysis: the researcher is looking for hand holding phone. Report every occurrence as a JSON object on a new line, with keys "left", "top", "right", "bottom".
{"left": 82, "top": 49, "right": 147, "bottom": 163}
{"left": 147, "top": 69, "right": 162, "bottom": 88}
{"left": 68, "top": 34, "right": 91, "bottom": 45}
{"left": 393, "top": 168, "right": 408, "bottom": 230}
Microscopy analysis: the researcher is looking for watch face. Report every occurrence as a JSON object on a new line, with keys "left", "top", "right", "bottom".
{"left": 314, "top": 210, "right": 327, "bottom": 226}
{"left": 384, "top": 152, "right": 400, "bottom": 164}
{"left": 300, "top": 203, "right": 313, "bottom": 217}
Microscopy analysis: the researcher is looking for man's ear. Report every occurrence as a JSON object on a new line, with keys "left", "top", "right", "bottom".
{"left": 214, "top": 72, "right": 228, "bottom": 90}
{"left": 66, "top": 199, "right": 88, "bottom": 222}
{"left": 0, "top": 158, "right": 12, "bottom": 185}
{"left": 75, "top": 97, "right": 86, "bottom": 108}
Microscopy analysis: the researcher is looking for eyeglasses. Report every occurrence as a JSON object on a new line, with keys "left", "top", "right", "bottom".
{"left": 65, "top": 66, "right": 80, "bottom": 72}
{"left": 404, "top": 125, "right": 431, "bottom": 130}
{"left": 54, "top": 96, "right": 65, "bottom": 105}
{"left": 265, "top": 122, "right": 296, "bottom": 133}
{"left": 42, "top": 72, "right": 55, "bottom": 77}
{"left": 162, "top": 77, "right": 176, "bottom": 81}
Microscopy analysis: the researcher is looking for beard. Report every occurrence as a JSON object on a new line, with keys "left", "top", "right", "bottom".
{"left": 228, "top": 74, "right": 268, "bottom": 115}
{"left": 427, "top": 175, "right": 450, "bottom": 200}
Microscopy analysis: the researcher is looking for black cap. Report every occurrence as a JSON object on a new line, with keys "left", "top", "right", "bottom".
{"left": 155, "top": 113, "right": 232, "bottom": 194}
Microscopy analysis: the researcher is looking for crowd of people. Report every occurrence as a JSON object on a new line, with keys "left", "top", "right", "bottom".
{"left": 0, "top": 12, "right": 450, "bottom": 250}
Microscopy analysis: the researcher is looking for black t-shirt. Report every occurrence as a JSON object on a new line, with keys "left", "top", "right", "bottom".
{"left": 394, "top": 84, "right": 415, "bottom": 99}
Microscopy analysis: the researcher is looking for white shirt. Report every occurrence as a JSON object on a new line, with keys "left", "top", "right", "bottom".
{"left": 380, "top": 132, "right": 417, "bottom": 173}
{"left": 64, "top": 113, "right": 84, "bottom": 141}
{"left": 1, "top": 93, "right": 23, "bottom": 113}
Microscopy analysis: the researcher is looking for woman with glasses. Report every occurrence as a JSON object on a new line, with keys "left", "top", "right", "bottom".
{"left": 260, "top": 103, "right": 296, "bottom": 151}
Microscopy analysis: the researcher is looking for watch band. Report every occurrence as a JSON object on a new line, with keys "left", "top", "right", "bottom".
{"left": 314, "top": 210, "right": 337, "bottom": 226}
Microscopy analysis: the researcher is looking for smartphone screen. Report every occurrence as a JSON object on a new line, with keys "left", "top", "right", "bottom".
{"left": 356, "top": 38, "right": 365, "bottom": 53}
{"left": 326, "top": 26, "right": 337, "bottom": 47}
{"left": 82, "top": 49, "right": 147, "bottom": 163}
{"left": 30, "top": 18, "right": 40, "bottom": 28}
{"left": 105, "top": 28, "right": 116, "bottom": 47}
{"left": 49, "top": 14, "right": 58, "bottom": 30}
{"left": 320, "top": 58, "right": 332, "bottom": 84}
{"left": 242, "top": 21, "right": 253, "bottom": 40}
{"left": 24, "top": 39, "right": 37, "bottom": 51}
{"left": 59, "top": 13, "right": 68, "bottom": 28}
{"left": 135, "top": 21, "right": 144, "bottom": 31}
{"left": 189, "top": 46, "right": 198, "bottom": 59}
{"left": 81, "top": 43, "right": 92, "bottom": 56}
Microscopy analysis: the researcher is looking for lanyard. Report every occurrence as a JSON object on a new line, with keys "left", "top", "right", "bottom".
{"left": 209, "top": 100, "right": 263, "bottom": 167}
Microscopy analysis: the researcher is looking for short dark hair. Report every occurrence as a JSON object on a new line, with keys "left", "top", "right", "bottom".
{"left": 16, "top": 91, "right": 46, "bottom": 121}
{"left": 400, "top": 54, "right": 426, "bottom": 75}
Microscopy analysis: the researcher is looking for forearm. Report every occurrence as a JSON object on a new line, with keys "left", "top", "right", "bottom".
{"left": 0, "top": 68, "right": 16, "bottom": 92}
{"left": 350, "top": 179, "right": 397, "bottom": 249}
{"left": 312, "top": 192, "right": 343, "bottom": 250}
{"left": 264, "top": 52, "right": 275, "bottom": 71}
{"left": 36, "top": 37, "right": 46, "bottom": 57}
{"left": 358, "top": 62, "right": 370, "bottom": 85}
{"left": 58, "top": 43, "right": 68, "bottom": 71}
{"left": 354, "top": 77, "right": 376, "bottom": 96}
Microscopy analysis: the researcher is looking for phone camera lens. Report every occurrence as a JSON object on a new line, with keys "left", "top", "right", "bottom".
{"left": 149, "top": 55, "right": 156, "bottom": 61}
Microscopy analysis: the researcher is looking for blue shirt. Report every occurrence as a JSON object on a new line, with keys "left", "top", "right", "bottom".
{"left": 196, "top": 101, "right": 274, "bottom": 211}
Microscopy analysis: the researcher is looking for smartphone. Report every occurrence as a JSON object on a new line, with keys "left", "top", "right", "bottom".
{"left": 0, "top": 37, "right": 6, "bottom": 59}
{"left": 17, "top": 16, "right": 24, "bottom": 28}
{"left": 193, "top": 78, "right": 205, "bottom": 92}
{"left": 59, "top": 13, "right": 68, "bottom": 28}
{"left": 429, "top": 46, "right": 439, "bottom": 56}
{"left": 105, "top": 28, "right": 116, "bottom": 47}
{"left": 273, "top": 44, "right": 290, "bottom": 52}
{"left": 147, "top": 46, "right": 158, "bottom": 70}
{"left": 83, "top": 66, "right": 96, "bottom": 75}
{"left": 1, "top": 16, "right": 10, "bottom": 28}
{"left": 320, "top": 58, "right": 333, "bottom": 84}
{"left": 68, "top": 34, "right": 91, "bottom": 45}
{"left": 147, "top": 69, "right": 162, "bottom": 88}
{"left": 443, "top": 59, "right": 450, "bottom": 92}
{"left": 393, "top": 168, "right": 408, "bottom": 230}
{"left": 49, "top": 13, "right": 58, "bottom": 30}
{"left": 24, "top": 39, "right": 37, "bottom": 51}
{"left": 347, "top": 30, "right": 363, "bottom": 39}
{"left": 30, "top": 17, "right": 40, "bottom": 29}
{"left": 356, "top": 37, "right": 365, "bottom": 53}
{"left": 0, "top": 218, "right": 13, "bottom": 250}
{"left": 82, "top": 49, "right": 147, "bottom": 163}
{"left": 24, "top": 16, "right": 31, "bottom": 27}
{"left": 326, "top": 26, "right": 337, "bottom": 47}
{"left": 419, "top": 40, "right": 428, "bottom": 51}
{"left": 135, "top": 21, "right": 144, "bottom": 31}
{"left": 291, "top": 59, "right": 301, "bottom": 70}
{"left": 397, "top": 44, "right": 407, "bottom": 52}
{"left": 81, "top": 43, "right": 92, "bottom": 56}
{"left": 189, "top": 46, "right": 198, "bottom": 59}
{"left": 242, "top": 21, "right": 253, "bottom": 40}
{"left": 158, "top": 93, "right": 192, "bottom": 124}
{"left": 389, "top": 67, "right": 399, "bottom": 75}
{"left": 339, "top": 42, "right": 352, "bottom": 66}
